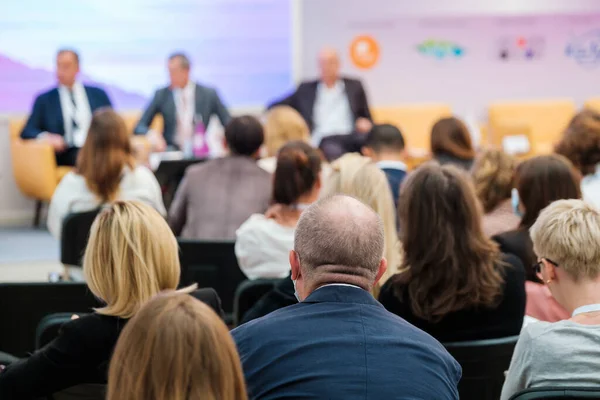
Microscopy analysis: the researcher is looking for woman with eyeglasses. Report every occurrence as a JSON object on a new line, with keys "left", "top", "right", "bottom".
{"left": 501, "top": 199, "right": 600, "bottom": 399}
{"left": 493, "top": 154, "right": 581, "bottom": 322}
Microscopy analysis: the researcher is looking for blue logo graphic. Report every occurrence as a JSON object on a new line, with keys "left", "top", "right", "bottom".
{"left": 565, "top": 30, "right": 600, "bottom": 67}
{"left": 417, "top": 40, "right": 465, "bottom": 59}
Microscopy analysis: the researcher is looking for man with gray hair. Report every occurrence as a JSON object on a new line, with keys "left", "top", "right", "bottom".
{"left": 134, "top": 52, "right": 231, "bottom": 150}
{"left": 232, "top": 195, "right": 461, "bottom": 399}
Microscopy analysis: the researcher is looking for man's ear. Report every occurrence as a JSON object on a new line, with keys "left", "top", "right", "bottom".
{"left": 361, "top": 146, "right": 374, "bottom": 158}
{"left": 290, "top": 250, "right": 301, "bottom": 280}
{"left": 542, "top": 259, "right": 558, "bottom": 282}
{"left": 373, "top": 258, "right": 388, "bottom": 286}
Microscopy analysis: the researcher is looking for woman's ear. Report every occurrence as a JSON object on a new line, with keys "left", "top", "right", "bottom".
{"left": 542, "top": 259, "right": 558, "bottom": 282}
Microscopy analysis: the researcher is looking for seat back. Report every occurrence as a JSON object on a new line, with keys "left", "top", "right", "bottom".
{"left": 36, "top": 312, "right": 88, "bottom": 350}
{"left": 51, "top": 384, "right": 106, "bottom": 400}
{"left": 61, "top": 209, "right": 101, "bottom": 267}
{"left": 233, "top": 279, "right": 280, "bottom": 326}
{"left": 0, "top": 282, "right": 100, "bottom": 356}
{"left": 371, "top": 104, "right": 452, "bottom": 151}
{"left": 488, "top": 99, "right": 576, "bottom": 155}
{"left": 510, "top": 386, "right": 600, "bottom": 400}
{"left": 178, "top": 240, "right": 246, "bottom": 322}
{"left": 443, "top": 335, "right": 519, "bottom": 400}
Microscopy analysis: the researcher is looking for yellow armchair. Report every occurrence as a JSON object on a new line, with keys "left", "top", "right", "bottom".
{"left": 585, "top": 97, "right": 600, "bottom": 113}
{"left": 488, "top": 99, "right": 576, "bottom": 156}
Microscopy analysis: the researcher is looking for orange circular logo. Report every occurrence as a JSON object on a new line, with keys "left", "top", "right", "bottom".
{"left": 350, "top": 35, "right": 380, "bottom": 70}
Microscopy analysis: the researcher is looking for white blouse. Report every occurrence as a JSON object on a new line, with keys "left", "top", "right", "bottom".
{"left": 235, "top": 214, "right": 295, "bottom": 280}
{"left": 47, "top": 166, "right": 166, "bottom": 239}
{"left": 582, "top": 165, "right": 600, "bottom": 210}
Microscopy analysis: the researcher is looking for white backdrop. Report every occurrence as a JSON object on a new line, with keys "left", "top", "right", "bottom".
{"left": 299, "top": 0, "right": 600, "bottom": 119}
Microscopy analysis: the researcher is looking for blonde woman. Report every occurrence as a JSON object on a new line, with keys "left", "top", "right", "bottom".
{"left": 258, "top": 106, "right": 311, "bottom": 173}
{"left": 0, "top": 201, "right": 221, "bottom": 399}
{"left": 108, "top": 292, "right": 246, "bottom": 400}
{"left": 471, "top": 149, "right": 520, "bottom": 237}
{"left": 501, "top": 200, "right": 600, "bottom": 399}
{"left": 321, "top": 153, "right": 401, "bottom": 285}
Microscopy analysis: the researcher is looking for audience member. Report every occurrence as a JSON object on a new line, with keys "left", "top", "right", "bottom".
{"left": 471, "top": 149, "right": 520, "bottom": 237}
{"left": 20, "top": 49, "right": 112, "bottom": 166}
{"left": 501, "top": 200, "right": 600, "bottom": 399}
{"left": 258, "top": 105, "right": 311, "bottom": 173}
{"left": 555, "top": 109, "right": 600, "bottom": 208}
{"left": 362, "top": 123, "right": 407, "bottom": 209}
{"left": 269, "top": 47, "right": 372, "bottom": 161}
{"left": 493, "top": 155, "right": 580, "bottom": 322}
{"left": 108, "top": 292, "right": 246, "bottom": 400}
{"left": 236, "top": 141, "right": 321, "bottom": 279}
{"left": 379, "top": 163, "right": 525, "bottom": 342}
{"left": 431, "top": 117, "right": 475, "bottom": 170}
{"left": 168, "top": 116, "right": 271, "bottom": 240}
{"left": 134, "top": 52, "right": 231, "bottom": 150}
{"left": 47, "top": 109, "right": 165, "bottom": 238}
{"left": 0, "top": 202, "right": 221, "bottom": 399}
{"left": 232, "top": 195, "right": 461, "bottom": 399}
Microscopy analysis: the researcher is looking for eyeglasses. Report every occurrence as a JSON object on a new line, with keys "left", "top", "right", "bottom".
{"left": 533, "top": 258, "right": 559, "bottom": 274}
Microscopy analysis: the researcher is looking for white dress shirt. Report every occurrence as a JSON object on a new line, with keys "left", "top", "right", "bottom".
{"left": 376, "top": 160, "right": 407, "bottom": 172}
{"left": 582, "top": 164, "right": 600, "bottom": 210}
{"left": 47, "top": 165, "right": 166, "bottom": 239}
{"left": 58, "top": 82, "right": 92, "bottom": 147}
{"left": 173, "top": 81, "right": 197, "bottom": 148}
{"left": 312, "top": 80, "right": 354, "bottom": 146}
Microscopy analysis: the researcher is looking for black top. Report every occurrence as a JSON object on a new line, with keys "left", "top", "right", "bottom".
{"left": 378, "top": 254, "right": 526, "bottom": 343}
{"left": 0, "top": 288, "right": 223, "bottom": 400}
{"left": 493, "top": 228, "right": 538, "bottom": 282}
{"left": 241, "top": 276, "right": 297, "bottom": 324}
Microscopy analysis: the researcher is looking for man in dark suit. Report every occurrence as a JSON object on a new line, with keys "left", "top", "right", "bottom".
{"left": 362, "top": 123, "right": 408, "bottom": 210}
{"left": 232, "top": 195, "right": 461, "bottom": 400}
{"left": 134, "top": 53, "right": 231, "bottom": 151}
{"left": 269, "top": 47, "right": 373, "bottom": 160}
{"left": 20, "top": 49, "right": 112, "bottom": 166}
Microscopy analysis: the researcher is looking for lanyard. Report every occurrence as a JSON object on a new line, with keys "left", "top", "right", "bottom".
{"left": 572, "top": 304, "right": 600, "bottom": 317}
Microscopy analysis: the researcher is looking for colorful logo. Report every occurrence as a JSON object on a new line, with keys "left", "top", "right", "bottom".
{"left": 566, "top": 30, "right": 600, "bottom": 68}
{"left": 417, "top": 39, "right": 465, "bottom": 59}
{"left": 498, "top": 36, "right": 544, "bottom": 61}
{"left": 350, "top": 35, "right": 380, "bottom": 70}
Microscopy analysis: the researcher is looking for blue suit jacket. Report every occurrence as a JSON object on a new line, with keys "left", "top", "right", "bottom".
{"left": 232, "top": 285, "right": 461, "bottom": 400}
{"left": 20, "top": 86, "right": 112, "bottom": 140}
{"left": 381, "top": 167, "right": 407, "bottom": 210}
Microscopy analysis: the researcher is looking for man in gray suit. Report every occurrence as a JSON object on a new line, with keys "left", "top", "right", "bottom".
{"left": 134, "top": 53, "right": 231, "bottom": 149}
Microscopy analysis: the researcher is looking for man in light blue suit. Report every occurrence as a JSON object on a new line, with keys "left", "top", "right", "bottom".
{"left": 232, "top": 195, "right": 461, "bottom": 400}
{"left": 21, "top": 49, "right": 112, "bottom": 166}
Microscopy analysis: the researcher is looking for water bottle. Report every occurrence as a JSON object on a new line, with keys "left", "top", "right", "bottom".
{"left": 192, "top": 114, "right": 210, "bottom": 158}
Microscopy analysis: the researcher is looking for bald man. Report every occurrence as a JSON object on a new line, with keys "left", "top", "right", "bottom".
{"left": 269, "top": 48, "right": 373, "bottom": 161}
{"left": 232, "top": 195, "right": 461, "bottom": 400}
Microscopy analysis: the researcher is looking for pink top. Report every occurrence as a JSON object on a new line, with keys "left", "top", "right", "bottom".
{"left": 525, "top": 281, "right": 570, "bottom": 322}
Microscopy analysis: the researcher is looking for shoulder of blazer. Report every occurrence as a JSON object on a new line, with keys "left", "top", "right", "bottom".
{"left": 35, "top": 87, "right": 58, "bottom": 102}
{"left": 194, "top": 82, "right": 217, "bottom": 96}
{"left": 342, "top": 77, "right": 364, "bottom": 90}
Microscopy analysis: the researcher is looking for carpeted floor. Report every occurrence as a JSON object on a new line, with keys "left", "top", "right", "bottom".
{"left": 0, "top": 227, "right": 62, "bottom": 282}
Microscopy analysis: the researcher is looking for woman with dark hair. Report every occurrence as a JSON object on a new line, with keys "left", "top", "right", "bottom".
{"left": 493, "top": 154, "right": 581, "bottom": 321}
{"left": 47, "top": 108, "right": 165, "bottom": 238}
{"left": 379, "top": 163, "right": 525, "bottom": 342}
{"left": 555, "top": 109, "right": 600, "bottom": 208}
{"left": 236, "top": 141, "right": 321, "bottom": 279}
{"left": 431, "top": 117, "right": 475, "bottom": 170}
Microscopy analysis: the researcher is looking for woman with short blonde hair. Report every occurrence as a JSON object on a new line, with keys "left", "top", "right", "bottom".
{"left": 258, "top": 106, "right": 311, "bottom": 173}
{"left": 0, "top": 201, "right": 208, "bottom": 399}
{"left": 321, "top": 153, "right": 401, "bottom": 286}
{"left": 108, "top": 292, "right": 247, "bottom": 400}
{"left": 47, "top": 108, "right": 166, "bottom": 238}
{"left": 471, "top": 149, "right": 520, "bottom": 236}
{"left": 502, "top": 199, "right": 600, "bottom": 398}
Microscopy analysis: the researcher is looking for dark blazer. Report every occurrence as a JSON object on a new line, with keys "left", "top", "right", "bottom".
{"left": 232, "top": 285, "right": 461, "bottom": 400}
{"left": 380, "top": 166, "right": 407, "bottom": 210}
{"left": 20, "top": 86, "right": 112, "bottom": 140}
{"left": 134, "top": 83, "right": 231, "bottom": 146}
{"left": 493, "top": 228, "right": 538, "bottom": 282}
{"left": 379, "top": 254, "right": 526, "bottom": 343}
{"left": 269, "top": 77, "right": 372, "bottom": 131}
{"left": 0, "top": 288, "right": 222, "bottom": 400}
{"left": 168, "top": 156, "right": 271, "bottom": 240}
